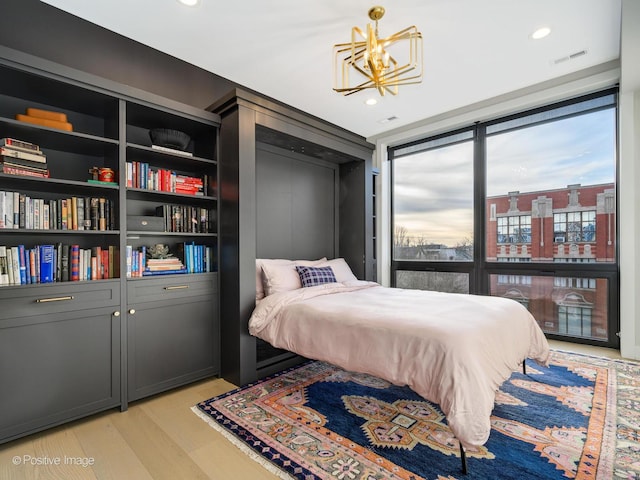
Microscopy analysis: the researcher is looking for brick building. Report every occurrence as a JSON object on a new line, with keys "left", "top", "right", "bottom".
{"left": 486, "top": 183, "right": 615, "bottom": 341}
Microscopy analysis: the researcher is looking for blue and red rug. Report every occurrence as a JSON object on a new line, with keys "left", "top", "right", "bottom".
{"left": 193, "top": 350, "right": 640, "bottom": 479}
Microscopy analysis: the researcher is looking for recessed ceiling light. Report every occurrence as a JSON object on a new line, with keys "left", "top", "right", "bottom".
{"left": 531, "top": 27, "right": 551, "bottom": 40}
{"left": 365, "top": 98, "right": 378, "bottom": 106}
{"left": 177, "top": 0, "right": 199, "bottom": 6}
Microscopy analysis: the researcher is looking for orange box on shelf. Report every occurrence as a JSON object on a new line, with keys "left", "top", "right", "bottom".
{"left": 25, "top": 107, "right": 68, "bottom": 123}
{"left": 15, "top": 114, "right": 73, "bottom": 132}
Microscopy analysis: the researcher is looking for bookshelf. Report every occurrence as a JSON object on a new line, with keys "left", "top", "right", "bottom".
{"left": 0, "top": 47, "right": 220, "bottom": 444}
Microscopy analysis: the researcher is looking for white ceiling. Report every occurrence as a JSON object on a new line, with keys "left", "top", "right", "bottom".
{"left": 41, "top": 0, "right": 621, "bottom": 140}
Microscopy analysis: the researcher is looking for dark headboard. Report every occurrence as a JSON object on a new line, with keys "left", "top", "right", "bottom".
{"left": 256, "top": 142, "right": 339, "bottom": 261}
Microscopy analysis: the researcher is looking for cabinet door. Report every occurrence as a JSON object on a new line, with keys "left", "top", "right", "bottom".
{"left": 127, "top": 273, "right": 218, "bottom": 401}
{"left": 0, "top": 305, "right": 120, "bottom": 443}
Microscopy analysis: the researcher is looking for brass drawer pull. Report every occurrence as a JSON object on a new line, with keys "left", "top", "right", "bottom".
{"left": 36, "top": 296, "right": 74, "bottom": 303}
{"left": 164, "top": 285, "right": 189, "bottom": 290}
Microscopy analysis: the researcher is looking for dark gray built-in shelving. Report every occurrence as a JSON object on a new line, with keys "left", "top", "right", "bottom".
{"left": 0, "top": 46, "right": 221, "bottom": 444}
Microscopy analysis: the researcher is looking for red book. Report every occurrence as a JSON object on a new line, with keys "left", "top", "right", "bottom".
{"left": 70, "top": 245, "right": 80, "bottom": 281}
{"left": 0, "top": 165, "right": 50, "bottom": 178}
{"left": 101, "top": 249, "right": 109, "bottom": 279}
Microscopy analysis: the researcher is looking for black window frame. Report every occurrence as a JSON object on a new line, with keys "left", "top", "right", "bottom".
{"left": 389, "top": 87, "right": 619, "bottom": 348}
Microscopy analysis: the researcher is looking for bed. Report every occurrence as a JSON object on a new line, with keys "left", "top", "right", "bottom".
{"left": 249, "top": 258, "right": 550, "bottom": 459}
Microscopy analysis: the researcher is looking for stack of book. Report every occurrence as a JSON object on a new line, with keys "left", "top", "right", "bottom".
{"left": 0, "top": 138, "right": 49, "bottom": 178}
{"left": 143, "top": 256, "right": 186, "bottom": 276}
{"left": 15, "top": 107, "right": 73, "bottom": 132}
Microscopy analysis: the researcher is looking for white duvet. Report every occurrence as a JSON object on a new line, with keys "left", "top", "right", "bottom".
{"left": 249, "top": 280, "right": 550, "bottom": 448}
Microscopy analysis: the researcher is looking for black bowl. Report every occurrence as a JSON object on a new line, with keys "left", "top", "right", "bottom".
{"left": 149, "top": 128, "right": 191, "bottom": 151}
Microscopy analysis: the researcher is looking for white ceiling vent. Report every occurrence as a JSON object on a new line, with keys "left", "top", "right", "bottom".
{"left": 552, "top": 49, "right": 588, "bottom": 65}
{"left": 378, "top": 115, "right": 399, "bottom": 124}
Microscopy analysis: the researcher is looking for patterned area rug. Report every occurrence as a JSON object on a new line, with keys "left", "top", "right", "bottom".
{"left": 193, "top": 350, "right": 640, "bottom": 479}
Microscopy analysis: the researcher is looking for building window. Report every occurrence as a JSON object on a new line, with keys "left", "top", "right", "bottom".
{"left": 497, "top": 215, "right": 531, "bottom": 244}
{"left": 558, "top": 305, "right": 592, "bottom": 337}
{"left": 554, "top": 277, "right": 596, "bottom": 289}
{"left": 553, "top": 211, "right": 596, "bottom": 243}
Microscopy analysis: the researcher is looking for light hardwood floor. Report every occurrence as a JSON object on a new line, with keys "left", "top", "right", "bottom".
{"left": 0, "top": 341, "right": 624, "bottom": 480}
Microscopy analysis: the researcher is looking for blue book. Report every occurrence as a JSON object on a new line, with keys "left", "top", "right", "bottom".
{"left": 142, "top": 268, "right": 187, "bottom": 276}
{"left": 24, "top": 247, "right": 31, "bottom": 284}
{"left": 39, "top": 244, "right": 55, "bottom": 283}
{"left": 18, "top": 244, "right": 27, "bottom": 284}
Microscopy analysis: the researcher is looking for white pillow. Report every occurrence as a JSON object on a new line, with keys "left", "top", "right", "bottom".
{"left": 316, "top": 258, "right": 358, "bottom": 283}
{"left": 256, "top": 259, "right": 292, "bottom": 301}
{"left": 257, "top": 258, "right": 327, "bottom": 299}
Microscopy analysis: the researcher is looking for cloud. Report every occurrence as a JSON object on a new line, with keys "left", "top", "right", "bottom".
{"left": 392, "top": 108, "right": 616, "bottom": 246}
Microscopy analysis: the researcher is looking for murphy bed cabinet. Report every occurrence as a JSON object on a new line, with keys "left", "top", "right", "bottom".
{"left": 0, "top": 47, "right": 220, "bottom": 444}
{"left": 210, "top": 88, "right": 374, "bottom": 387}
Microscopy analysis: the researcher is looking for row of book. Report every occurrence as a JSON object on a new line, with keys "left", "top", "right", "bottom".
{"left": 126, "top": 242, "right": 215, "bottom": 277}
{"left": 0, "top": 191, "right": 115, "bottom": 231}
{"left": 0, "top": 137, "right": 50, "bottom": 178}
{"left": 126, "top": 161, "right": 206, "bottom": 195}
{"left": 0, "top": 244, "right": 119, "bottom": 286}
{"left": 154, "top": 204, "right": 216, "bottom": 234}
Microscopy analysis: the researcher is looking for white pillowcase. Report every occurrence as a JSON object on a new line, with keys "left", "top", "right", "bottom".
{"left": 256, "top": 258, "right": 327, "bottom": 300}
{"left": 256, "top": 259, "right": 292, "bottom": 301}
{"left": 316, "top": 258, "right": 358, "bottom": 283}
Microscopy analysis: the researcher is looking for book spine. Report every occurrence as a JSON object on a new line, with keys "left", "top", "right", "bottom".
{"left": 126, "top": 245, "right": 132, "bottom": 278}
{"left": 0, "top": 137, "right": 41, "bottom": 152}
{"left": 91, "top": 247, "right": 98, "bottom": 280}
{"left": 101, "top": 249, "right": 109, "bottom": 279}
{"left": 39, "top": 244, "right": 54, "bottom": 283}
{"left": 0, "top": 246, "right": 8, "bottom": 285}
{"left": 76, "top": 197, "right": 85, "bottom": 231}
{"left": 71, "top": 197, "right": 78, "bottom": 230}
{"left": 55, "top": 242, "right": 62, "bottom": 282}
{"left": 0, "top": 165, "right": 49, "bottom": 177}
{"left": 29, "top": 249, "right": 37, "bottom": 284}
{"left": 18, "top": 194, "right": 25, "bottom": 228}
{"left": 10, "top": 247, "right": 19, "bottom": 284}
{"left": 83, "top": 197, "right": 91, "bottom": 229}
{"left": 6, "top": 248, "right": 14, "bottom": 285}
{"left": 108, "top": 245, "right": 115, "bottom": 279}
{"left": 33, "top": 198, "right": 40, "bottom": 230}
{"left": 142, "top": 269, "right": 187, "bottom": 276}
{"left": 13, "top": 192, "right": 19, "bottom": 229}
{"left": 60, "top": 199, "right": 68, "bottom": 230}
{"left": 99, "top": 198, "right": 106, "bottom": 230}
{"left": 24, "top": 248, "right": 31, "bottom": 284}
{"left": 61, "top": 244, "right": 70, "bottom": 282}
{"left": 4, "top": 191, "right": 13, "bottom": 229}
{"left": 0, "top": 191, "right": 5, "bottom": 229}
{"left": 0, "top": 146, "right": 47, "bottom": 163}
{"left": 18, "top": 244, "right": 27, "bottom": 284}
{"left": 104, "top": 198, "right": 111, "bottom": 230}
{"left": 70, "top": 245, "right": 80, "bottom": 281}
{"left": 66, "top": 198, "right": 73, "bottom": 231}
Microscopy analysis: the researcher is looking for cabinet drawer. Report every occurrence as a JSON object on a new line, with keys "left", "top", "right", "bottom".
{"left": 127, "top": 272, "right": 217, "bottom": 304}
{"left": 0, "top": 281, "right": 120, "bottom": 321}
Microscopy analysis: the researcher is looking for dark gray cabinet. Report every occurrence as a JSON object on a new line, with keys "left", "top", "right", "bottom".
{"left": 126, "top": 273, "right": 219, "bottom": 401}
{"left": 0, "top": 281, "right": 121, "bottom": 443}
{"left": 0, "top": 46, "right": 221, "bottom": 444}
{"left": 209, "top": 89, "right": 374, "bottom": 386}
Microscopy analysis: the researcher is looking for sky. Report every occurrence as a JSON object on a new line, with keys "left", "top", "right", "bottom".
{"left": 393, "top": 108, "right": 616, "bottom": 246}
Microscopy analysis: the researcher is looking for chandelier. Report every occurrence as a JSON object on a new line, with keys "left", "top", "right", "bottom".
{"left": 333, "top": 6, "right": 423, "bottom": 97}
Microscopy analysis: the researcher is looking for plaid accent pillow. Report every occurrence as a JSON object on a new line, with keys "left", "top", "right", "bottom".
{"left": 295, "top": 265, "right": 337, "bottom": 287}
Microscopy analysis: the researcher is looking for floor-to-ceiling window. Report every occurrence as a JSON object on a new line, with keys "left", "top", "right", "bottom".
{"left": 391, "top": 129, "right": 475, "bottom": 294}
{"left": 390, "top": 88, "right": 618, "bottom": 347}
